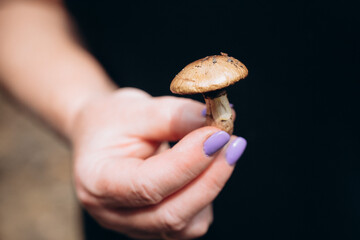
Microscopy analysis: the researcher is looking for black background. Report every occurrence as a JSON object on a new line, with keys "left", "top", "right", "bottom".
{"left": 66, "top": 0, "right": 360, "bottom": 239}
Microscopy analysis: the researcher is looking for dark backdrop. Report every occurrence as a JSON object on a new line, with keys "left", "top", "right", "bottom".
{"left": 65, "top": 0, "right": 360, "bottom": 239}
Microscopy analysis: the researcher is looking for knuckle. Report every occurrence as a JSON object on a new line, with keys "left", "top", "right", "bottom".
{"left": 76, "top": 188, "right": 97, "bottom": 209}
{"left": 93, "top": 177, "right": 109, "bottom": 195}
{"left": 78, "top": 195, "right": 93, "bottom": 208}
{"left": 118, "top": 87, "right": 151, "bottom": 98}
{"left": 91, "top": 212, "right": 125, "bottom": 233}
{"left": 131, "top": 178, "right": 163, "bottom": 206}
{"left": 203, "top": 174, "right": 225, "bottom": 194}
{"left": 97, "top": 219, "right": 116, "bottom": 231}
{"left": 75, "top": 161, "right": 109, "bottom": 197}
{"left": 160, "top": 208, "right": 187, "bottom": 232}
{"left": 156, "top": 95, "right": 177, "bottom": 104}
{"left": 208, "top": 210, "right": 214, "bottom": 226}
{"left": 193, "top": 221, "right": 210, "bottom": 238}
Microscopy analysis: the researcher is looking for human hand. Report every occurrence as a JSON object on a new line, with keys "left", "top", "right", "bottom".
{"left": 71, "top": 88, "right": 247, "bottom": 239}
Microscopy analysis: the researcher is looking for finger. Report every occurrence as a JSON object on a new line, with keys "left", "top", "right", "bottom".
{"left": 87, "top": 207, "right": 161, "bottom": 239}
{"left": 163, "top": 204, "right": 213, "bottom": 239}
{"left": 132, "top": 127, "right": 231, "bottom": 206}
{"left": 92, "top": 127, "right": 230, "bottom": 207}
{"left": 110, "top": 206, "right": 213, "bottom": 240}
{"left": 155, "top": 136, "right": 247, "bottom": 223}
{"left": 135, "top": 96, "right": 206, "bottom": 141}
{"left": 88, "top": 204, "right": 212, "bottom": 239}
{"left": 98, "top": 136, "right": 246, "bottom": 232}
{"left": 153, "top": 141, "right": 170, "bottom": 155}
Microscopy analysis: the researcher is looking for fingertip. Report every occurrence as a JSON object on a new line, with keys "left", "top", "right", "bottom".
{"left": 203, "top": 131, "right": 230, "bottom": 156}
{"left": 225, "top": 136, "right": 247, "bottom": 166}
{"left": 201, "top": 107, "right": 207, "bottom": 117}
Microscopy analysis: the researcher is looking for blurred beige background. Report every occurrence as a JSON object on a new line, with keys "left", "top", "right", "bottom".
{"left": 0, "top": 90, "right": 81, "bottom": 240}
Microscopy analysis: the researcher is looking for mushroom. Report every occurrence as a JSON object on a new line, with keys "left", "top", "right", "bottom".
{"left": 170, "top": 53, "right": 248, "bottom": 134}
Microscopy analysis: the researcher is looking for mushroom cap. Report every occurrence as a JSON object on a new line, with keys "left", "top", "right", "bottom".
{"left": 170, "top": 53, "right": 248, "bottom": 95}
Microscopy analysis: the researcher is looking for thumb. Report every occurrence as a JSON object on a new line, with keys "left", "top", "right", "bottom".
{"left": 141, "top": 96, "right": 206, "bottom": 141}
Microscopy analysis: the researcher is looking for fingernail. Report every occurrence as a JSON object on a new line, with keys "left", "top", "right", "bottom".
{"left": 202, "top": 103, "right": 233, "bottom": 117}
{"left": 182, "top": 107, "right": 206, "bottom": 127}
{"left": 201, "top": 108, "right": 207, "bottom": 117}
{"left": 226, "top": 137, "right": 247, "bottom": 165}
{"left": 203, "top": 131, "right": 230, "bottom": 156}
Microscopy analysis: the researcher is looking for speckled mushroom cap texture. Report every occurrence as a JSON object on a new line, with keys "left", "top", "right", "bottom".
{"left": 170, "top": 53, "right": 248, "bottom": 95}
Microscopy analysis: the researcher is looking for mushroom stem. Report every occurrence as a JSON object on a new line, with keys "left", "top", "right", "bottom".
{"left": 203, "top": 89, "right": 233, "bottom": 134}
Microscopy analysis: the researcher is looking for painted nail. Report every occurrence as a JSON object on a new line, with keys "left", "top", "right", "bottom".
{"left": 203, "top": 131, "right": 231, "bottom": 156}
{"left": 226, "top": 137, "right": 247, "bottom": 165}
{"left": 202, "top": 103, "right": 233, "bottom": 117}
{"left": 201, "top": 108, "right": 207, "bottom": 117}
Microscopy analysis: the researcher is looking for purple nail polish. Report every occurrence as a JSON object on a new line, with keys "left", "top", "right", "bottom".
{"left": 226, "top": 137, "right": 247, "bottom": 165}
{"left": 203, "top": 131, "right": 230, "bottom": 156}
{"left": 201, "top": 108, "right": 207, "bottom": 117}
{"left": 229, "top": 103, "right": 234, "bottom": 108}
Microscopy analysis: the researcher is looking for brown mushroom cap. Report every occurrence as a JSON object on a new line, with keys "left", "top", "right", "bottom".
{"left": 170, "top": 53, "right": 248, "bottom": 95}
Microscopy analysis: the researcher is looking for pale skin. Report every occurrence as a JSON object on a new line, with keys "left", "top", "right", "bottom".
{"left": 0, "top": 1, "right": 237, "bottom": 239}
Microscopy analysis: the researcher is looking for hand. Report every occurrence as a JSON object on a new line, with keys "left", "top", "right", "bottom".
{"left": 71, "top": 88, "right": 246, "bottom": 239}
